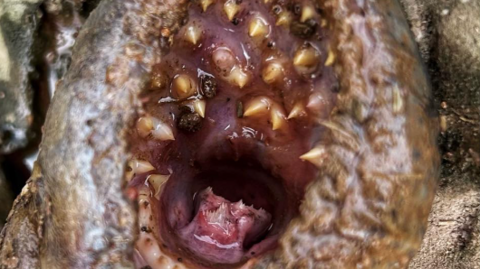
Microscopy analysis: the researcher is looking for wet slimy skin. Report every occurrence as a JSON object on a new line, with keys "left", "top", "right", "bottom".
{"left": 0, "top": 0, "right": 438, "bottom": 268}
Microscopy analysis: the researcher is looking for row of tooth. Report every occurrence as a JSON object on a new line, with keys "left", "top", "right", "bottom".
{"left": 136, "top": 186, "right": 184, "bottom": 269}
{"left": 198, "top": 0, "right": 319, "bottom": 27}
{"left": 125, "top": 159, "right": 170, "bottom": 199}
{"left": 184, "top": 22, "right": 334, "bottom": 78}
{"left": 136, "top": 101, "right": 205, "bottom": 140}
{"left": 242, "top": 95, "right": 326, "bottom": 129}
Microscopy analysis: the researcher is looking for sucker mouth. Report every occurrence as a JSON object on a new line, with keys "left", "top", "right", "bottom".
{"left": 125, "top": 0, "right": 336, "bottom": 267}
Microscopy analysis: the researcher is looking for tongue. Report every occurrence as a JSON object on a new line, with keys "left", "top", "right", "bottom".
{"left": 178, "top": 188, "right": 272, "bottom": 264}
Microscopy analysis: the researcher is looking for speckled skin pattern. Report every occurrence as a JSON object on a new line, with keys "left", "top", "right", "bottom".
{"left": 0, "top": 0, "right": 439, "bottom": 268}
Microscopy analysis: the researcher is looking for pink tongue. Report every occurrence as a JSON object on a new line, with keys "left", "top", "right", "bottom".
{"left": 179, "top": 188, "right": 272, "bottom": 264}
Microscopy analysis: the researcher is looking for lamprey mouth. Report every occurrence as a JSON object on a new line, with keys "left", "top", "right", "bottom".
{"left": 125, "top": 0, "right": 336, "bottom": 267}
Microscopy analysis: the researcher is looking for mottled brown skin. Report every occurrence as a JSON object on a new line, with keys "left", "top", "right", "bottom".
{"left": 0, "top": 0, "right": 438, "bottom": 268}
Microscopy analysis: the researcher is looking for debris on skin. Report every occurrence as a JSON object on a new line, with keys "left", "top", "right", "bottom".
{"left": 178, "top": 111, "right": 203, "bottom": 132}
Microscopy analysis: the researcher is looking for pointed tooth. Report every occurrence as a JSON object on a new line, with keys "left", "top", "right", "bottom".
{"left": 172, "top": 74, "right": 197, "bottom": 99}
{"left": 262, "top": 62, "right": 284, "bottom": 84}
{"left": 224, "top": 0, "right": 239, "bottom": 21}
{"left": 288, "top": 102, "right": 306, "bottom": 119}
{"left": 276, "top": 11, "right": 292, "bottom": 26}
{"left": 200, "top": 0, "right": 214, "bottom": 11}
{"left": 243, "top": 97, "right": 271, "bottom": 117}
{"left": 136, "top": 117, "right": 154, "bottom": 138}
{"left": 300, "top": 146, "right": 327, "bottom": 167}
{"left": 229, "top": 66, "right": 249, "bottom": 88}
{"left": 151, "top": 118, "right": 175, "bottom": 141}
{"left": 129, "top": 159, "right": 155, "bottom": 174}
{"left": 249, "top": 17, "right": 269, "bottom": 38}
{"left": 271, "top": 105, "right": 287, "bottom": 130}
{"left": 147, "top": 174, "right": 170, "bottom": 199}
{"left": 324, "top": 48, "right": 336, "bottom": 66}
{"left": 193, "top": 99, "right": 206, "bottom": 118}
{"left": 300, "top": 6, "right": 316, "bottom": 22}
{"left": 293, "top": 46, "right": 320, "bottom": 67}
{"left": 185, "top": 25, "right": 202, "bottom": 45}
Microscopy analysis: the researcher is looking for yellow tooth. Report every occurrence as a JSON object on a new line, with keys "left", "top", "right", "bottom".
{"left": 201, "top": 0, "right": 214, "bottom": 11}
{"left": 271, "top": 105, "right": 287, "bottom": 130}
{"left": 147, "top": 174, "right": 170, "bottom": 199}
{"left": 184, "top": 25, "right": 202, "bottom": 45}
{"left": 249, "top": 17, "right": 269, "bottom": 38}
{"left": 172, "top": 74, "right": 197, "bottom": 99}
{"left": 129, "top": 159, "right": 155, "bottom": 174}
{"left": 224, "top": 0, "right": 240, "bottom": 21}
{"left": 136, "top": 117, "right": 154, "bottom": 138}
{"left": 243, "top": 97, "right": 271, "bottom": 117}
{"left": 321, "top": 19, "right": 327, "bottom": 27}
{"left": 300, "top": 6, "right": 316, "bottom": 22}
{"left": 229, "top": 66, "right": 249, "bottom": 88}
{"left": 262, "top": 62, "right": 284, "bottom": 84}
{"left": 324, "top": 48, "right": 335, "bottom": 66}
{"left": 293, "top": 46, "right": 320, "bottom": 67}
{"left": 193, "top": 99, "right": 206, "bottom": 118}
{"left": 300, "top": 146, "right": 327, "bottom": 167}
{"left": 288, "top": 102, "right": 306, "bottom": 119}
{"left": 276, "top": 11, "right": 292, "bottom": 27}
{"left": 151, "top": 119, "right": 175, "bottom": 141}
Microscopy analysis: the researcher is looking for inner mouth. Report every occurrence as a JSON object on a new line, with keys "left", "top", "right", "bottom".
{"left": 126, "top": 0, "right": 336, "bottom": 267}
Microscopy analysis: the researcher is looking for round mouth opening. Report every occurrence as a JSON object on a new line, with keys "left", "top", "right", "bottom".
{"left": 156, "top": 159, "right": 293, "bottom": 267}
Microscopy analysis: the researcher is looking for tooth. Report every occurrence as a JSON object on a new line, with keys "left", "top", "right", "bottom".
{"left": 151, "top": 118, "right": 175, "bottom": 141}
{"left": 200, "top": 0, "right": 214, "bottom": 11}
{"left": 147, "top": 174, "right": 170, "bottom": 199}
{"left": 224, "top": 0, "right": 239, "bottom": 21}
{"left": 243, "top": 97, "right": 271, "bottom": 117}
{"left": 172, "top": 74, "right": 197, "bottom": 99}
{"left": 184, "top": 25, "right": 202, "bottom": 45}
{"left": 249, "top": 17, "right": 269, "bottom": 38}
{"left": 299, "top": 146, "right": 327, "bottom": 167}
{"left": 288, "top": 102, "right": 306, "bottom": 119}
{"left": 321, "top": 19, "right": 328, "bottom": 27}
{"left": 213, "top": 47, "right": 236, "bottom": 74}
{"left": 129, "top": 159, "right": 155, "bottom": 174}
{"left": 136, "top": 117, "right": 154, "bottom": 138}
{"left": 271, "top": 105, "right": 287, "bottom": 130}
{"left": 229, "top": 66, "right": 249, "bottom": 88}
{"left": 276, "top": 11, "right": 292, "bottom": 26}
{"left": 193, "top": 99, "right": 206, "bottom": 118}
{"left": 324, "top": 48, "right": 335, "bottom": 66}
{"left": 262, "top": 62, "right": 284, "bottom": 84}
{"left": 300, "top": 6, "right": 316, "bottom": 22}
{"left": 293, "top": 46, "right": 320, "bottom": 68}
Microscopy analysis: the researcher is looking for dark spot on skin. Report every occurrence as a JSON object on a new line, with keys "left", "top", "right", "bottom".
{"left": 290, "top": 19, "right": 317, "bottom": 39}
{"left": 141, "top": 226, "right": 152, "bottom": 233}
{"left": 178, "top": 257, "right": 183, "bottom": 262}
{"left": 226, "top": 97, "right": 231, "bottom": 102}
{"left": 86, "top": 119, "right": 94, "bottom": 126}
{"left": 235, "top": 0, "right": 242, "bottom": 4}
{"left": 178, "top": 112, "right": 202, "bottom": 132}
{"left": 232, "top": 17, "right": 240, "bottom": 25}
{"left": 267, "top": 41, "right": 275, "bottom": 48}
{"left": 413, "top": 149, "right": 421, "bottom": 160}
{"left": 140, "top": 266, "right": 152, "bottom": 269}
{"left": 200, "top": 74, "right": 217, "bottom": 98}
